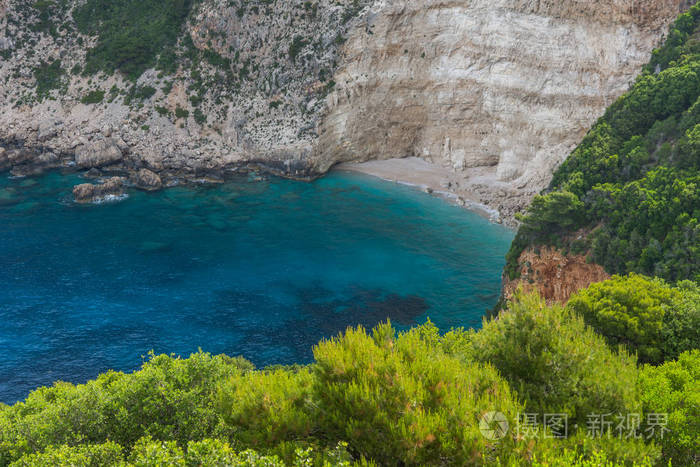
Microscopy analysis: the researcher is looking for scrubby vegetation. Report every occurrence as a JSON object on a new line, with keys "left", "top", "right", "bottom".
{"left": 1, "top": 287, "right": 697, "bottom": 466}
{"left": 505, "top": 3, "right": 700, "bottom": 282}
{"left": 72, "top": 0, "right": 197, "bottom": 79}
{"left": 33, "top": 60, "right": 64, "bottom": 100}
{"left": 490, "top": 11, "right": 700, "bottom": 464}
{"left": 80, "top": 90, "right": 105, "bottom": 105}
{"left": 567, "top": 274, "right": 700, "bottom": 365}
{"left": 471, "top": 293, "right": 641, "bottom": 426}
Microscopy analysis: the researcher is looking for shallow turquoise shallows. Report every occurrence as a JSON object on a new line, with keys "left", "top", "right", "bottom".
{"left": 0, "top": 170, "right": 513, "bottom": 403}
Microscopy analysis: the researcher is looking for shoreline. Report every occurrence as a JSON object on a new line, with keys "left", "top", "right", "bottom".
{"left": 334, "top": 158, "right": 508, "bottom": 227}
{"left": 2, "top": 140, "right": 518, "bottom": 228}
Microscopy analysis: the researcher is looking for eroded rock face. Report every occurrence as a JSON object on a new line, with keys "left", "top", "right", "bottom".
{"left": 72, "top": 177, "right": 126, "bottom": 203}
{"left": 503, "top": 246, "right": 610, "bottom": 304}
{"left": 0, "top": 0, "right": 372, "bottom": 182}
{"left": 74, "top": 139, "right": 123, "bottom": 168}
{"left": 316, "top": 0, "right": 690, "bottom": 216}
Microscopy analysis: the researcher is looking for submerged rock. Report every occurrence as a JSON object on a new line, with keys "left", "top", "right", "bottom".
{"left": 10, "top": 152, "right": 60, "bottom": 177}
{"left": 0, "top": 187, "right": 18, "bottom": 206}
{"left": 1, "top": 148, "right": 32, "bottom": 169}
{"left": 84, "top": 168, "right": 103, "bottom": 179}
{"left": 73, "top": 177, "right": 126, "bottom": 203}
{"left": 74, "top": 139, "right": 123, "bottom": 168}
{"left": 131, "top": 168, "right": 162, "bottom": 191}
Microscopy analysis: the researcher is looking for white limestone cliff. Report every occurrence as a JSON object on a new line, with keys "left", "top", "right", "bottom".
{"left": 316, "top": 0, "right": 690, "bottom": 219}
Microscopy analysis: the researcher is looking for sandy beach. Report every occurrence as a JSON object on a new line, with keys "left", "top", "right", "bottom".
{"left": 334, "top": 157, "right": 505, "bottom": 224}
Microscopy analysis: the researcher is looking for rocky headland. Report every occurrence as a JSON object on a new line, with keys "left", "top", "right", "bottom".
{"left": 0, "top": 0, "right": 692, "bottom": 220}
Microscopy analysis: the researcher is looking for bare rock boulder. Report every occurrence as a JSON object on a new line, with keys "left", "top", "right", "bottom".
{"left": 1, "top": 148, "right": 34, "bottom": 172}
{"left": 73, "top": 177, "right": 126, "bottom": 203}
{"left": 131, "top": 168, "right": 162, "bottom": 191}
{"left": 37, "top": 119, "right": 62, "bottom": 142}
{"left": 75, "top": 139, "right": 123, "bottom": 168}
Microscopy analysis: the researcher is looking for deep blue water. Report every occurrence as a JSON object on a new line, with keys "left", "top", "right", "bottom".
{"left": 0, "top": 170, "right": 513, "bottom": 404}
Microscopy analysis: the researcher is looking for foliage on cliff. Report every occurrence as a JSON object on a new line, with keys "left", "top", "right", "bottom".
{"left": 505, "top": 4, "right": 700, "bottom": 283}
{"left": 567, "top": 274, "right": 700, "bottom": 365}
{"left": 73, "top": 0, "right": 197, "bottom": 79}
{"left": 1, "top": 289, "right": 698, "bottom": 466}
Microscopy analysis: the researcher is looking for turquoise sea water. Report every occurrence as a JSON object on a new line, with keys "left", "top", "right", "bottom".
{"left": 0, "top": 170, "right": 513, "bottom": 404}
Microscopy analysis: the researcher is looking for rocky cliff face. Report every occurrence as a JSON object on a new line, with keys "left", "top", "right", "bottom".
{"left": 317, "top": 0, "right": 691, "bottom": 220}
{"left": 0, "top": 0, "right": 690, "bottom": 217}
{"left": 0, "top": 0, "right": 371, "bottom": 180}
{"left": 502, "top": 246, "right": 610, "bottom": 304}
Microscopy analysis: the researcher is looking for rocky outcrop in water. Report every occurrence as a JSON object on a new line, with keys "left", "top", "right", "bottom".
{"left": 75, "top": 139, "right": 124, "bottom": 169}
{"left": 131, "top": 169, "right": 163, "bottom": 191}
{"left": 73, "top": 177, "right": 126, "bottom": 203}
{"left": 0, "top": 0, "right": 691, "bottom": 221}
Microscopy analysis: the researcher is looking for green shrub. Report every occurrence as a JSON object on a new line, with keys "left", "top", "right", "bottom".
{"left": 7, "top": 438, "right": 298, "bottom": 467}
{"left": 185, "top": 439, "right": 285, "bottom": 467}
{"left": 9, "top": 442, "right": 123, "bottom": 467}
{"left": 216, "top": 368, "right": 315, "bottom": 449}
{"left": 524, "top": 430, "right": 660, "bottom": 467}
{"left": 128, "top": 437, "right": 185, "bottom": 466}
{"left": 81, "top": 90, "right": 105, "bottom": 105}
{"left": 638, "top": 350, "right": 700, "bottom": 465}
{"left": 125, "top": 85, "right": 157, "bottom": 104}
{"left": 470, "top": 291, "right": 640, "bottom": 426}
{"left": 33, "top": 60, "right": 63, "bottom": 100}
{"left": 193, "top": 108, "right": 207, "bottom": 125}
{"left": 0, "top": 352, "right": 253, "bottom": 465}
{"left": 567, "top": 274, "right": 700, "bottom": 364}
{"left": 313, "top": 322, "right": 522, "bottom": 465}
{"left": 175, "top": 106, "right": 189, "bottom": 119}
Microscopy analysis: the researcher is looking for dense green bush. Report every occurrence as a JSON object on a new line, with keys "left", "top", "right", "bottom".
{"left": 313, "top": 322, "right": 521, "bottom": 465}
{"left": 567, "top": 274, "right": 700, "bottom": 364}
{"left": 216, "top": 368, "right": 315, "bottom": 450}
{"left": 194, "top": 108, "right": 207, "bottom": 125}
{"left": 33, "top": 60, "right": 64, "bottom": 100}
{"left": 586, "top": 168, "right": 700, "bottom": 281}
{"left": 7, "top": 438, "right": 310, "bottom": 466}
{"left": 470, "top": 292, "right": 640, "bottom": 426}
{"left": 8, "top": 442, "right": 124, "bottom": 467}
{"left": 175, "top": 106, "right": 190, "bottom": 119}
{"left": 647, "top": 6, "right": 700, "bottom": 72}
{"left": 80, "top": 90, "right": 105, "bottom": 105}
{"left": 0, "top": 352, "right": 252, "bottom": 464}
{"left": 638, "top": 350, "right": 700, "bottom": 465}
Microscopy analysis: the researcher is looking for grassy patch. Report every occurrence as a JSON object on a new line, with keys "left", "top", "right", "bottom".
{"left": 80, "top": 89, "right": 105, "bottom": 104}
{"left": 34, "top": 60, "right": 63, "bottom": 99}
